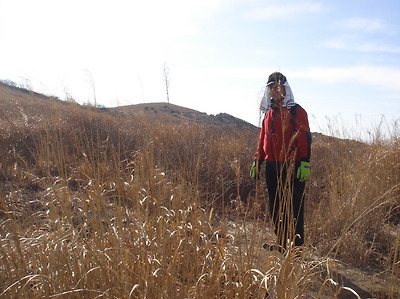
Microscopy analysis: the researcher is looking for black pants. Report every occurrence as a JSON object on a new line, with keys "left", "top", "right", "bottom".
{"left": 265, "top": 161, "right": 305, "bottom": 248}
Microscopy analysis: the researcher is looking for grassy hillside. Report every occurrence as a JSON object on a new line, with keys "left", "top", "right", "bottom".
{"left": 105, "top": 102, "right": 258, "bottom": 130}
{"left": 0, "top": 82, "right": 399, "bottom": 298}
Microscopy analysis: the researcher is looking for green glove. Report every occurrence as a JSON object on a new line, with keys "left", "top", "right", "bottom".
{"left": 296, "top": 161, "right": 310, "bottom": 182}
{"left": 250, "top": 160, "right": 260, "bottom": 180}
{"left": 250, "top": 162, "right": 257, "bottom": 179}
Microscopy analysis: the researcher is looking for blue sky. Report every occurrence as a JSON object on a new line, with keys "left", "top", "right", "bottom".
{"left": 1, "top": 0, "right": 399, "bottom": 139}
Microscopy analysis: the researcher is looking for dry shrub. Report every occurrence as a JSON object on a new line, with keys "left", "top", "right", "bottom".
{"left": 308, "top": 125, "right": 400, "bottom": 270}
{"left": 1, "top": 94, "right": 399, "bottom": 297}
{"left": 0, "top": 105, "right": 269, "bottom": 298}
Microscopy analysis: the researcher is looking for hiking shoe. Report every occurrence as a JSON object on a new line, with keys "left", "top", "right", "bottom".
{"left": 262, "top": 243, "right": 284, "bottom": 253}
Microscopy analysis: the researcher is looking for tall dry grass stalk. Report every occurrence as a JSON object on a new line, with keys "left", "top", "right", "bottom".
{"left": 0, "top": 98, "right": 399, "bottom": 298}
{"left": 308, "top": 117, "right": 400, "bottom": 296}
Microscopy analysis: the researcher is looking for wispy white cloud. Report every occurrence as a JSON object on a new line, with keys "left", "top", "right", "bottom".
{"left": 323, "top": 16, "right": 400, "bottom": 53}
{"left": 249, "top": 49, "right": 279, "bottom": 56}
{"left": 334, "top": 17, "right": 388, "bottom": 33}
{"left": 322, "top": 35, "right": 400, "bottom": 53}
{"left": 291, "top": 65, "right": 400, "bottom": 94}
{"left": 245, "top": 1, "right": 323, "bottom": 20}
{"left": 201, "top": 65, "right": 400, "bottom": 97}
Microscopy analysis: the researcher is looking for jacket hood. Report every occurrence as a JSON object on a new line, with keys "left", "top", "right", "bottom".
{"left": 260, "top": 80, "right": 296, "bottom": 113}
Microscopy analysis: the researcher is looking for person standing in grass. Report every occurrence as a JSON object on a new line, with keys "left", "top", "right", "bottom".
{"left": 251, "top": 72, "right": 312, "bottom": 251}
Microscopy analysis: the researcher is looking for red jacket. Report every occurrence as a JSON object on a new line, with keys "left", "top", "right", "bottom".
{"left": 256, "top": 104, "right": 311, "bottom": 162}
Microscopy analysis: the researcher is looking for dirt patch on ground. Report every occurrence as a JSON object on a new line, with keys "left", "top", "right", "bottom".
{"left": 223, "top": 220, "right": 398, "bottom": 298}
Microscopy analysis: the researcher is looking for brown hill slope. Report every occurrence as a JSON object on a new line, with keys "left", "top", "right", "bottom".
{"left": 0, "top": 80, "right": 360, "bottom": 148}
{"left": 0, "top": 80, "right": 398, "bottom": 298}
{"left": 0, "top": 81, "right": 257, "bottom": 130}
{"left": 0, "top": 81, "right": 84, "bottom": 127}
{"left": 105, "top": 102, "right": 258, "bottom": 130}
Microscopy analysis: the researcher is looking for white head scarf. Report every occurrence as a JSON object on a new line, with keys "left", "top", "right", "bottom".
{"left": 260, "top": 79, "right": 296, "bottom": 113}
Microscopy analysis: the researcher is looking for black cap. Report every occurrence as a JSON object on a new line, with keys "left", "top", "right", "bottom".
{"left": 267, "top": 72, "right": 287, "bottom": 86}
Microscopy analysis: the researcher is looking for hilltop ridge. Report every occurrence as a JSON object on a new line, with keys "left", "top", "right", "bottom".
{"left": 105, "top": 102, "right": 258, "bottom": 130}
{"left": 0, "top": 81, "right": 257, "bottom": 130}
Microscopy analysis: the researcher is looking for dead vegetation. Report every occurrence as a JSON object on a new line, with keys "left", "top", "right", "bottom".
{"left": 0, "top": 82, "right": 399, "bottom": 298}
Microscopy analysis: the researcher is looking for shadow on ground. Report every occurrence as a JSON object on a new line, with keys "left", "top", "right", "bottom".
{"left": 330, "top": 270, "right": 373, "bottom": 298}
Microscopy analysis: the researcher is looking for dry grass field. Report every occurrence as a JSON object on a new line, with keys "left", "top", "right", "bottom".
{"left": 0, "top": 81, "right": 399, "bottom": 298}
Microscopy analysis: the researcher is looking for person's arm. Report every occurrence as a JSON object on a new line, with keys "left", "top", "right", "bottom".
{"left": 295, "top": 107, "right": 312, "bottom": 162}
{"left": 255, "top": 115, "right": 267, "bottom": 161}
{"left": 295, "top": 107, "right": 312, "bottom": 182}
